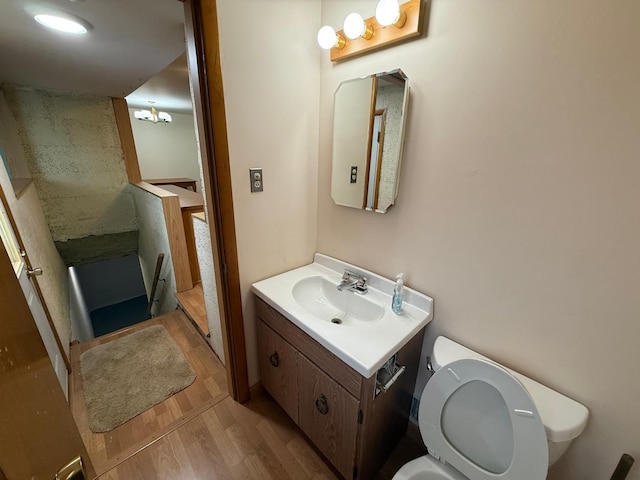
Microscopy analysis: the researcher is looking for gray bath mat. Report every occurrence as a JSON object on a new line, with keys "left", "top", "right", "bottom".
{"left": 80, "top": 324, "right": 196, "bottom": 432}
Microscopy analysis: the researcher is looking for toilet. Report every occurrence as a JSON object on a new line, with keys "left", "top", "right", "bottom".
{"left": 393, "top": 336, "right": 589, "bottom": 480}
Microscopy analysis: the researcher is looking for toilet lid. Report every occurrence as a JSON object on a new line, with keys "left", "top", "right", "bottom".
{"left": 419, "top": 358, "right": 548, "bottom": 480}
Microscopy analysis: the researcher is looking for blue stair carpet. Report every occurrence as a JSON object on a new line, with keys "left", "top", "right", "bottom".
{"left": 90, "top": 295, "right": 151, "bottom": 337}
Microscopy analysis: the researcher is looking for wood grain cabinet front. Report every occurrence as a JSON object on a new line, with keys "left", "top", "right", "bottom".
{"left": 255, "top": 296, "right": 424, "bottom": 480}
{"left": 256, "top": 320, "right": 299, "bottom": 423}
{"left": 298, "top": 355, "right": 360, "bottom": 479}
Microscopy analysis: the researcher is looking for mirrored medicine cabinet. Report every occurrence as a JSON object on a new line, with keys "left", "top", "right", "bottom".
{"left": 330, "top": 69, "right": 409, "bottom": 214}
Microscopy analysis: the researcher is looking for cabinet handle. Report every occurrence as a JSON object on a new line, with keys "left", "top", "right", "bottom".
{"left": 269, "top": 352, "right": 279, "bottom": 367}
{"left": 315, "top": 394, "right": 329, "bottom": 415}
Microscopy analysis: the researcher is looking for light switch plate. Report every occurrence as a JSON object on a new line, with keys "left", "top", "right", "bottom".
{"left": 350, "top": 166, "right": 357, "bottom": 184}
{"left": 250, "top": 168, "right": 263, "bottom": 192}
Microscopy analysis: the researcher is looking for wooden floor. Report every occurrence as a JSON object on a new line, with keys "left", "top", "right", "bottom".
{"left": 70, "top": 310, "right": 228, "bottom": 477}
{"left": 175, "top": 282, "right": 209, "bottom": 337}
{"left": 71, "top": 308, "right": 426, "bottom": 479}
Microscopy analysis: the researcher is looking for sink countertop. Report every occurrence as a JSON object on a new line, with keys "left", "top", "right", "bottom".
{"left": 251, "top": 253, "right": 434, "bottom": 378}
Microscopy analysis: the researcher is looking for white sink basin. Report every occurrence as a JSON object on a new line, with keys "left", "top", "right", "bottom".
{"left": 292, "top": 275, "right": 385, "bottom": 325}
{"left": 251, "top": 253, "right": 434, "bottom": 378}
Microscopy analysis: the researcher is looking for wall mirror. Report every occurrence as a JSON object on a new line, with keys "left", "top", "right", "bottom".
{"left": 331, "top": 69, "right": 409, "bottom": 213}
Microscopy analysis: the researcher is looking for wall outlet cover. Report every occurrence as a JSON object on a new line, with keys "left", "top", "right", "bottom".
{"left": 250, "top": 168, "right": 263, "bottom": 192}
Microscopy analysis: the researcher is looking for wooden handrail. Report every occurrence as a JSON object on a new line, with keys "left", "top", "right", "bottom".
{"left": 146, "top": 253, "right": 165, "bottom": 317}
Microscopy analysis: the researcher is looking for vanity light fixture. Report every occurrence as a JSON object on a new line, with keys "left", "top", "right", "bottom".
{"left": 317, "top": 25, "right": 346, "bottom": 50}
{"left": 34, "top": 13, "right": 92, "bottom": 34}
{"left": 134, "top": 102, "right": 172, "bottom": 124}
{"left": 318, "top": 0, "right": 423, "bottom": 62}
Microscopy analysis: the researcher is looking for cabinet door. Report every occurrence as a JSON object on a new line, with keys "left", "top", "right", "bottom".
{"left": 299, "top": 355, "right": 360, "bottom": 479}
{"left": 257, "top": 320, "right": 299, "bottom": 423}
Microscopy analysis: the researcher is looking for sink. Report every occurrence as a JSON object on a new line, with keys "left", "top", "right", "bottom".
{"left": 292, "top": 276, "right": 385, "bottom": 325}
{"left": 251, "top": 253, "right": 434, "bottom": 377}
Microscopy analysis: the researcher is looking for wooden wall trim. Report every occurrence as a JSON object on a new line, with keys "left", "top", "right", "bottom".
{"left": 112, "top": 97, "right": 141, "bottom": 183}
{"left": 131, "top": 181, "right": 178, "bottom": 198}
{"left": 161, "top": 194, "right": 193, "bottom": 292}
{"left": 184, "top": 0, "right": 250, "bottom": 402}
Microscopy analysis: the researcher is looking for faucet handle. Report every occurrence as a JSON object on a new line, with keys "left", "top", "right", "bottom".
{"left": 342, "top": 268, "right": 360, "bottom": 280}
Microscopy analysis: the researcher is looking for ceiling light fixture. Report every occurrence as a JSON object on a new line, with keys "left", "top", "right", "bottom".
{"left": 34, "top": 13, "right": 91, "bottom": 34}
{"left": 134, "top": 102, "right": 172, "bottom": 124}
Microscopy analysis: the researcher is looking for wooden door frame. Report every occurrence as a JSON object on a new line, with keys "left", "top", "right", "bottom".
{"left": 362, "top": 76, "right": 379, "bottom": 209}
{"left": 182, "top": 0, "right": 250, "bottom": 402}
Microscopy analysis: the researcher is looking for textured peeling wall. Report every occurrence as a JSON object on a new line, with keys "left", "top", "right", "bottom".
{"left": 131, "top": 185, "right": 176, "bottom": 316}
{"left": 375, "top": 84, "right": 404, "bottom": 211}
{"left": 3, "top": 86, "right": 137, "bottom": 243}
{"left": 0, "top": 89, "right": 71, "bottom": 353}
{"left": 193, "top": 214, "right": 225, "bottom": 364}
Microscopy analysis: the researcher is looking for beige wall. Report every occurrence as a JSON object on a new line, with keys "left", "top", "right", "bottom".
{"left": 128, "top": 109, "right": 202, "bottom": 192}
{"left": 217, "top": 0, "right": 322, "bottom": 385}
{"left": 316, "top": 0, "right": 640, "bottom": 478}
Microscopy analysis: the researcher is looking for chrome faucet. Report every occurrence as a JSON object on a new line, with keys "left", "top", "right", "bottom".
{"left": 337, "top": 269, "right": 368, "bottom": 295}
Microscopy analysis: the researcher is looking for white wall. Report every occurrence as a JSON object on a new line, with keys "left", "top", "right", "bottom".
{"left": 129, "top": 109, "right": 202, "bottom": 193}
{"left": 316, "top": 1, "right": 640, "bottom": 479}
{"left": 217, "top": 0, "right": 322, "bottom": 386}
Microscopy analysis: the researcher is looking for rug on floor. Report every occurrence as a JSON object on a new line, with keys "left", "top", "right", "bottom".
{"left": 80, "top": 324, "right": 196, "bottom": 433}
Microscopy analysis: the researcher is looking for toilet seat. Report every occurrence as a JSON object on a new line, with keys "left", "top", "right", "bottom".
{"left": 419, "top": 358, "right": 548, "bottom": 480}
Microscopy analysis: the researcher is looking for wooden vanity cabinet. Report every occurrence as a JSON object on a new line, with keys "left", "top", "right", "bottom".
{"left": 255, "top": 296, "right": 424, "bottom": 480}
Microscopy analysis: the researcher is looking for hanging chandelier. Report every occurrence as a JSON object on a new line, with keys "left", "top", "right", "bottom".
{"left": 133, "top": 101, "right": 172, "bottom": 124}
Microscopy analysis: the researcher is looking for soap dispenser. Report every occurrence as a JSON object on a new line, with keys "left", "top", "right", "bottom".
{"left": 392, "top": 273, "right": 404, "bottom": 314}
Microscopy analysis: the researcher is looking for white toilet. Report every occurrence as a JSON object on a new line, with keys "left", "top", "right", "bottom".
{"left": 393, "top": 336, "right": 589, "bottom": 480}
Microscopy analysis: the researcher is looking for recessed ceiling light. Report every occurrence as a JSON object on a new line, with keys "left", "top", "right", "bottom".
{"left": 34, "top": 13, "right": 91, "bottom": 34}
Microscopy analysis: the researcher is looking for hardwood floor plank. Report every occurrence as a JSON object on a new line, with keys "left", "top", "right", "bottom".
{"left": 99, "top": 391, "right": 340, "bottom": 480}
{"left": 175, "top": 283, "right": 209, "bottom": 336}
{"left": 256, "top": 419, "right": 310, "bottom": 479}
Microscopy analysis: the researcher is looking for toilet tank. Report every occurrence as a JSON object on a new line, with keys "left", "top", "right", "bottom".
{"left": 431, "top": 336, "right": 589, "bottom": 465}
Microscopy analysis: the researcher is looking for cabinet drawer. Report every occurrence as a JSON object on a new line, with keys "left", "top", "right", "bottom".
{"left": 255, "top": 297, "right": 363, "bottom": 397}
{"left": 257, "top": 320, "right": 299, "bottom": 423}
{"left": 298, "top": 355, "right": 360, "bottom": 479}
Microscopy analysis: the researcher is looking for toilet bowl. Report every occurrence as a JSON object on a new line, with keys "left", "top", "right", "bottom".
{"left": 393, "top": 336, "right": 589, "bottom": 480}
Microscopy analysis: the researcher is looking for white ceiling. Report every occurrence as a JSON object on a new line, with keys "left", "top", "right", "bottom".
{"left": 0, "top": 0, "right": 192, "bottom": 114}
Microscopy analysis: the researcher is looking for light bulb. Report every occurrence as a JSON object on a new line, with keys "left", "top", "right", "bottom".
{"left": 375, "top": 0, "right": 406, "bottom": 28}
{"left": 343, "top": 13, "right": 367, "bottom": 40}
{"left": 317, "top": 25, "right": 345, "bottom": 50}
{"left": 158, "top": 112, "right": 172, "bottom": 123}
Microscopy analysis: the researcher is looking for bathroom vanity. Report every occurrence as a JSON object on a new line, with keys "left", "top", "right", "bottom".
{"left": 252, "top": 254, "right": 433, "bottom": 479}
